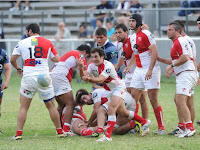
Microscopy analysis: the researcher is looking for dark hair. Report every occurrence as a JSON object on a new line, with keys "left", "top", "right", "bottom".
{"left": 26, "top": 23, "right": 40, "bottom": 34}
{"left": 76, "top": 44, "right": 91, "bottom": 55}
{"left": 174, "top": 20, "right": 185, "bottom": 32}
{"left": 96, "top": 19, "right": 103, "bottom": 23}
{"left": 169, "top": 22, "right": 182, "bottom": 32}
{"left": 197, "top": 16, "right": 200, "bottom": 22}
{"left": 95, "top": 27, "right": 107, "bottom": 36}
{"left": 75, "top": 89, "right": 89, "bottom": 104}
{"left": 130, "top": 13, "right": 143, "bottom": 28}
{"left": 79, "top": 24, "right": 86, "bottom": 28}
{"left": 115, "top": 23, "right": 128, "bottom": 32}
{"left": 90, "top": 47, "right": 106, "bottom": 58}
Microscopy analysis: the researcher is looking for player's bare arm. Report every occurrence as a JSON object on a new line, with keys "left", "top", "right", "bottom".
{"left": 124, "top": 53, "right": 135, "bottom": 74}
{"left": 50, "top": 54, "right": 60, "bottom": 63}
{"left": 87, "top": 101, "right": 101, "bottom": 126}
{"left": 10, "top": 55, "right": 23, "bottom": 77}
{"left": 157, "top": 56, "right": 172, "bottom": 65}
{"left": 1, "top": 63, "right": 11, "bottom": 90}
{"left": 145, "top": 44, "right": 158, "bottom": 80}
{"left": 115, "top": 57, "right": 124, "bottom": 71}
{"left": 83, "top": 74, "right": 107, "bottom": 84}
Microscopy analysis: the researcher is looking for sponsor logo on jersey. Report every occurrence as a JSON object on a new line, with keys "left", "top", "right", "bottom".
{"left": 29, "top": 60, "right": 41, "bottom": 65}
{"left": 150, "top": 34, "right": 154, "bottom": 39}
{"left": 92, "top": 92, "right": 98, "bottom": 98}
{"left": 31, "top": 38, "right": 38, "bottom": 46}
{"left": 79, "top": 54, "right": 84, "bottom": 58}
{"left": 138, "top": 37, "right": 142, "bottom": 41}
{"left": 106, "top": 68, "right": 111, "bottom": 73}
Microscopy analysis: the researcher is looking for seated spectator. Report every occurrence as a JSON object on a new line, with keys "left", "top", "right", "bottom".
{"left": 89, "top": 1, "right": 113, "bottom": 29}
{"left": 9, "top": 1, "right": 30, "bottom": 11}
{"left": 55, "top": 21, "right": 71, "bottom": 51}
{"left": 116, "top": 1, "right": 130, "bottom": 11}
{"left": 197, "top": 15, "right": 200, "bottom": 30}
{"left": 0, "top": 28, "right": 6, "bottom": 50}
{"left": 117, "top": 1, "right": 143, "bottom": 27}
{"left": 106, "top": 21, "right": 115, "bottom": 41}
{"left": 78, "top": 24, "right": 91, "bottom": 39}
{"left": 178, "top": 1, "right": 200, "bottom": 16}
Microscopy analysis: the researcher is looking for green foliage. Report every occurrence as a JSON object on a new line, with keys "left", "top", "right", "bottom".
{"left": 0, "top": 74, "right": 200, "bottom": 150}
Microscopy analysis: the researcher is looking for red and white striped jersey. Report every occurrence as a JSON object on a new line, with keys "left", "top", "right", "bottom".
{"left": 51, "top": 50, "right": 86, "bottom": 82}
{"left": 91, "top": 88, "right": 109, "bottom": 104}
{"left": 87, "top": 60, "right": 125, "bottom": 91}
{"left": 12, "top": 36, "right": 58, "bottom": 76}
{"left": 129, "top": 29, "right": 159, "bottom": 68}
{"left": 61, "top": 105, "right": 87, "bottom": 126}
{"left": 183, "top": 35, "right": 196, "bottom": 59}
{"left": 117, "top": 37, "right": 136, "bottom": 74}
{"left": 171, "top": 36, "right": 195, "bottom": 75}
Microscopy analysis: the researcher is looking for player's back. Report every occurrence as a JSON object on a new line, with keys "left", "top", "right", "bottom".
{"left": 13, "top": 36, "right": 58, "bottom": 76}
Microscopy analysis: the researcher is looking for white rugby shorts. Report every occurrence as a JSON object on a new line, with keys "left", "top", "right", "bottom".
{"left": 20, "top": 75, "right": 55, "bottom": 101}
{"left": 130, "top": 66, "right": 161, "bottom": 90}
{"left": 50, "top": 73, "right": 72, "bottom": 96}
{"left": 176, "top": 71, "right": 198, "bottom": 96}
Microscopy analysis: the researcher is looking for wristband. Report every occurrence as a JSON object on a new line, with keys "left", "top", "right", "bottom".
{"left": 17, "top": 68, "right": 22, "bottom": 70}
{"left": 171, "top": 64, "right": 174, "bottom": 67}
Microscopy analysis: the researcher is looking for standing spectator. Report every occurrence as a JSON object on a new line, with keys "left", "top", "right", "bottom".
{"left": 0, "top": 47, "right": 11, "bottom": 134}
{"left": 9, "top": 1, "right": 30, "bottom": 11}
{"left": 117, "top": 1, "right": 143, "bottom": 28}
{"left": 89, "top": 1, "right": 113, "bottom": 30}
{"left": 106, "top": 21, "right": 115, "bottom": 41}
{"left": 129, "top": 14, "right": 166, "bottom": 134}
{"left": 166, "top": 22, "right": 197, "bottom": 138}
{"left": 55, "top": 21, "right": 71, "bottom": 51}
{"left": 78, "top": 24, "right": 91, "bottom": 39}
{"left": 10, "top": 23, "right": 66, "bottom": 140}
{"left": 0, "top": 28, "right": 6, "bottom": 50}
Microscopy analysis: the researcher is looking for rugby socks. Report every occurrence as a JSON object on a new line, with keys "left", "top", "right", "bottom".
{"left": 135, "top": 103, "right": 139, "bottom": 114}
{"left": 16, "top": 130, "right": 23, "bottom": 136}
{"left": 185, "top": 121, "right": 194, "bottom": 131}
{"left": 178, "top": 122, "right": 185, "bottom": 130}
{"left": 96, "top": 127, "right": 104, "bottom": 133}
{"left": 56, "top": 128, "right": 64, "bottom": 134}
{"left": 63, "top": 123, "right": 70, "bottom": 132}
{"left": 81, "top": 128, "right": 94, "bottom": 136}
{"left": 154, "top": 106, "right": 165, "bottom": 130}
{"left": 129, "top": 111, "right": 147, "bottom": 125}
{"left": 129, "top": 120, "right": 135, "bottom": 129}
{"left": 105, "top": 115, "right": 116, "bottom": 138}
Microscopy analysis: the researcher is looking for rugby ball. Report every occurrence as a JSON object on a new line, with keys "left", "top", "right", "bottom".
{"left": 37, "top": 74, "right": 51, "bottom": 87}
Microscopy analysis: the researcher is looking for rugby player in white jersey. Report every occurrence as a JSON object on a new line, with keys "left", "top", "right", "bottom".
{"left": 115, "top": 23, "right": 149, "bottom": 119}
{"left": 166, "top": 22, "right": 198, "bottom": 138}
{"left": 10, "top": 23, "right": 65, "bottom": 140}
{"left": 158, "top": 20, "right": 198, "bottom": 135}
{"left": 128, "top": 14, "right": 165, "bottom": 134}
{"left": 50, "top": 44, "right": 91, "bottom": 135}
{"left": 77, "top": 47, "right": 150, "bottom": 142}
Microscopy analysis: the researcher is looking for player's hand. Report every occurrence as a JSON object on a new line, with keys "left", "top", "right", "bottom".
{"left": 17, "top": 69, "right": 23, "bottom": 77}
{"left": 166, "top": 65, "right": 173, "bottom": 78}
{"left": 196, "top": 78, "right": 200, "bottom": 86}
{"left": 76, "top": 58, "right": 84, "bottom": 68}
{"left": 141, "top": 24, "right": 149, "bottom": 30}
{"left": 124, "top": 66, "right": 130, "bottom": 74}
{"left": 145, "top": 69, "right": 152, "bottom": 80}
{"left": 82, "top": 75, "right": 90, "bottom": 82}
{"left": 1, "top": 81, "right": 9, "bottom": 90}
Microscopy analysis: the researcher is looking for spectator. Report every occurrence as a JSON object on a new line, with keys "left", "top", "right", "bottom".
{"left": 78, "top": 24, "right": 91, "bottom": 39}
{"left": 178, "top": 1, "right": 200, "bottom": 16}
{"left": 105, "top": 21, "right": 115, "bottom": 41}
{"left": 55, "top": 21, "right": 71, "bottom": 51}
{"left": 116, "top": 1, "right": 130, "bottom": 10}
{"left": 89, "top": 1, "right": 113, "bottom": 29}
{"left": 9, "top": 1, "right": 30, "bottom": 11}
{"left": 93, "top": 19, "right": 105, "bottom": 40}
{"left": 117, "top": 1, "right": 143, "bottom": 27}
{"left": 111, "top": 33, "right": 117, "bottom": 47}
{"left": 0, "top": 28, "right": 6, "bottom": 50}
{"left": 197, "top": 15, "right": 200, "bottom": 30}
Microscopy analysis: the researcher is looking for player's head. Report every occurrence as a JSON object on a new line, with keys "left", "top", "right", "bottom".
{"left": 174, "top": 20, "right": 185, "bottom": 34}
{"left": 95, "top": 27, "right": 107, "bottom": 46}
{"left": 76, "top": 89, "right": 93, "bottom": 105}
{"left": 76, "top": 44, "right": 91, "bottom": 58}
{"left": 26, "top": 23, "right": 40, "bottom": 37}
{"left": 167, "top": 22, "right": 181, "bottom": 40}
{"left": 129, "top": 13, "right": 143, "bottom": 30}
{"left": 90, "top": 47, "right": 105, "bottom": 66}
{"left": 115, "top": 24, "right": 128, "bottom": 42}
{"left": 197, "top": 16, "right": 200, "bottom": 30}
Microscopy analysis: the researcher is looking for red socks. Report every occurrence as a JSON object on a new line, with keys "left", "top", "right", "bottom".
{"left": 81, "top": 128, "right": 93, "bottom": 136}
{"left": 16, "top": 130, "right": 23, "bottom": 136}
{"left": 105, "top": 121, "right": 116, "bottom": 138}
{"left": 186, "top": 122, "right": 194, "bottom": 131}
{"left": 133, "top": 113, "right": 147, "bottom": 125}
{"left": 178, "top": 122, "right": 185, "bottom": 130}
{"left": 63, "top": 123, "right": 70, "bottom": 132}
{"left": 154, "top": 106, "right": 165, "bottom": 130}
{"left": 135, "top": 103, "right": 139, "bottom": 114}
{"left": 56, "top": 128, "right": 64, "bottom": 134}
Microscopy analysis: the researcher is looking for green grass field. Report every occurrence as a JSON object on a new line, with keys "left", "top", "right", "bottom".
{"left": 1, "top": 73, "right": 200, "bottom": 150}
